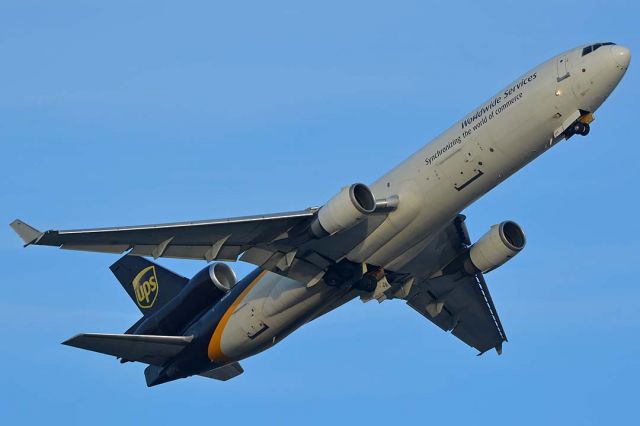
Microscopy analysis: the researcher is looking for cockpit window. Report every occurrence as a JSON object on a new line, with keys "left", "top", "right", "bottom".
{"left": 582, "top": 42, "right": 616, "bottom": 56}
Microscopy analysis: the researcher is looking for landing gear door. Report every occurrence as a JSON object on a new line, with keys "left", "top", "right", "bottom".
{"left": 556, "top": 55, "right": 570, "bottom": 82}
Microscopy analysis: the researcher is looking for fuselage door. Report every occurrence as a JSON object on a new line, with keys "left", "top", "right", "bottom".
{"left": 556, "top": 55, "right": 570, "bottom": 82}
{"left": 438, "top": 136, "right": 486, "bottom": 192}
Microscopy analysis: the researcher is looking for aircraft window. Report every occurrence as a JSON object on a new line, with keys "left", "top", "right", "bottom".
{"left": 582, "top": 42, "right": 616, "bottom": 56}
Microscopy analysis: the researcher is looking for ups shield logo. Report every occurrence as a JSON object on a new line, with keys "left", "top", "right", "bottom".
{"left": 132, "top": 266, "right": 159, "bottom": 309}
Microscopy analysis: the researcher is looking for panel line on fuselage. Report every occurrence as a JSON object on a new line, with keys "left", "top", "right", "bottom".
{"left": 207, "top": 270, "right": 268, "bottom": 363}
{"left": 454, "top": 170, "right": 485, "bottom": 191}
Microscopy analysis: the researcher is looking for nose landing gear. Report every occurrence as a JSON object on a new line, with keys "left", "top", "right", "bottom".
{"left": 571, "top": 121, "right": 591, "bottom": 136}
{"left": 566, "top": 121, "right": 590, "bottom": 139}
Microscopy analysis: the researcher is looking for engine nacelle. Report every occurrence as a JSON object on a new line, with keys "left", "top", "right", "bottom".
{"left": 190, "top": 262, "right": 238, "bottom": 294}
{"left": 467, "top": 221, "right": 526, "bottom": 273}
{"left": 311, "top": 183, "right": 376, "bottom": 237}
{"left": 134, "top": 262, "right": 237, "bottom": 335}
{"left": 173, "top": 262, "right": 237, "bottom": 318}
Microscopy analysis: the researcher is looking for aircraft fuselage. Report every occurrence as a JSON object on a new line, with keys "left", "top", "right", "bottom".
{"left": 166, "top": 43, "right": 630, "bottom": 378}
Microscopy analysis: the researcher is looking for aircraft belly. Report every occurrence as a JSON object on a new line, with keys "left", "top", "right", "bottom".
{"left": 346, "top": 179, "right": 424, "bottom": 263}
{"left": 218, "top": 273, "right": 341, "bottom": 361}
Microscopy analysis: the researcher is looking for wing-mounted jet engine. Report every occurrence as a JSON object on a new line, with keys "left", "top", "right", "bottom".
{"left": 310, "top": 183, "right": 377, "bottom": 238}
{"left": 466, "top": 221, "right": 526, "bottom": 273}
{"left": 440, "top": 221, "right": 526, "bottom": 277}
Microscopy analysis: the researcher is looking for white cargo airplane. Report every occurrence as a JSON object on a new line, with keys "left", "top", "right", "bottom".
{"left": 11, "top": 42, "right": 631, "bottom": 386}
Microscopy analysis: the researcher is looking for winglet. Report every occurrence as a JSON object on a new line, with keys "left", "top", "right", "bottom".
{"left": 9, "top": 219, "right": 44, "bottom": 246}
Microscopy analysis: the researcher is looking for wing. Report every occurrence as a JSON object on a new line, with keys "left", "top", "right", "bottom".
{"left": 11, "top": 204, "right": 392, "bottom": 285}
{"left": 10, "top": 210, "right": 315, "bottom": 260}
{"left": 404, "top": 271, "right": 507, "bottom": 355}
{"left": 10, "top": 209, "right": 326, "bottom": 281}
{"left": 389, "top": 215, "right": 507, "bottom": 355}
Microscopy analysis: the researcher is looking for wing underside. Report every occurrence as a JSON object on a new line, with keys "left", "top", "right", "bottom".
{"left": 10, "top": 210, "right": 327, "bottom": 283}
{"left": 10, "top": 209, "right": 316, "bottom": 261}
{"left": 10, "top": 207, "right": 389, "bottom": 286}
{"left": 405, "top": 272, "right": 507, "bottom": 354}
{"left": 390, "top": 215, "right": 508, "bottom": 354}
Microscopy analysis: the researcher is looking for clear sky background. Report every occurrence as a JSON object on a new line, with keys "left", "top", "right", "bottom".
{"left": 1, "top": 1, "right": 638, "bottom": 424}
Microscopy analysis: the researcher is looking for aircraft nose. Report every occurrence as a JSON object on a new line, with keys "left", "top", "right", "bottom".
{"left": 611, "top": 45, "right": 631, "bottom": 69}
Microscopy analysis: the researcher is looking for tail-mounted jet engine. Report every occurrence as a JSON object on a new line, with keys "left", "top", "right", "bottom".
{"left": 465, "top": 221, "right": 526, "bottom": 274}
{"left": 133, "top": 262, "right": 237, "bottom": 336}
{"left": 311, "top": 183, "right": 377, "bottom": 238}
{"left": 189, "top": 262, "right": 238, "bottom": 296}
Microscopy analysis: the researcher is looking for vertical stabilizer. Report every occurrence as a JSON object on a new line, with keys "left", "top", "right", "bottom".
{"left": 110, "top": 255, "right": 188, "bottom": 316}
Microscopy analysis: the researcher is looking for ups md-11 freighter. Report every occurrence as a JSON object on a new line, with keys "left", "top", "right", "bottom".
{"left": 11, "top": 42, "right": 630, "bottom": 386}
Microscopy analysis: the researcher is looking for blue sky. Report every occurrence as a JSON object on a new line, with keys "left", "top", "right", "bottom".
{"left": 1, "top": 1, "right": 638, "bottom": 424}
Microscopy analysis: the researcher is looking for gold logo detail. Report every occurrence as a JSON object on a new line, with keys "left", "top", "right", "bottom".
{"left": 132, "top": 266, "right": 159, "bottom": 309}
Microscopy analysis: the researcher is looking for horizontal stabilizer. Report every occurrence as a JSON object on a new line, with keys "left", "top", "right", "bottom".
{"left": 63, "top": 333, "right": 193, "bottom": 366}
{"left": 199, "top": 362, "right": 244, "bottom": 381}
{"left": 9, "top": 219, "right": 43, "bottom": 246}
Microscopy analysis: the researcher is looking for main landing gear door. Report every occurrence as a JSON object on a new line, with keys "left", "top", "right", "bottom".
{"left": 557, "top": 55, "right": 570, "bottom": 82}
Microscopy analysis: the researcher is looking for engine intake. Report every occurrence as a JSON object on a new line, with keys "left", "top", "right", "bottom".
{"left": 204, "top": 262, "right": 238, "bottom": 292}
{"left": 311, "top": 183, "right": 376, "bottom": 237}
{"left": 467, "top": 221, "right": 526, "bottom": 274}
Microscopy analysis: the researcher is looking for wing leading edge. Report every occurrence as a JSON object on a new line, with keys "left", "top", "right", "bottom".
{"left": 10, "top": 209, "right": 316, "bottom": 261}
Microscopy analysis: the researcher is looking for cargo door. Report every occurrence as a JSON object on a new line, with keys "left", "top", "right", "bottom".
{"left": 438, "top": 137, "right": 486, "bottom": 192}
{"left": 556, "top": 55, "right": 570, "bottom": 82}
